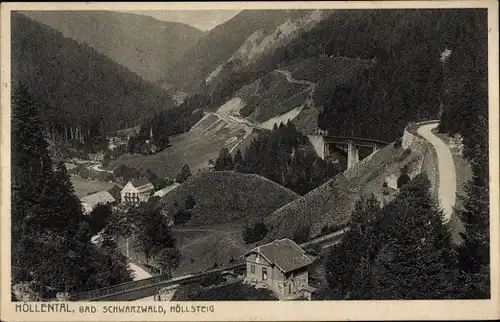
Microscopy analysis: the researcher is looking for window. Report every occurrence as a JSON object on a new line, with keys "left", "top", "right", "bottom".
{"left": 262, "top": 267, "right": 267, "bottom": 281}
{"left": 250, "top": 265, "right": 255, "bottom": 274}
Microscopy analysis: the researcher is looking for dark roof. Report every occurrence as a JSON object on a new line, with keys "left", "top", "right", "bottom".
{"left": 130, "top": 177, "right": 151, "bottom": 188}
{"left": 244, "top": 238, "right": 313, "bottom": 273}
{"left": 107, "top": 185, "right": 122, "bottom": 201}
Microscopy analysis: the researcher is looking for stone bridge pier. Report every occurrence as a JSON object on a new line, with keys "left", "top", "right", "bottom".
{"left": 307, "top": 135, "right": 387, "bottom": 170}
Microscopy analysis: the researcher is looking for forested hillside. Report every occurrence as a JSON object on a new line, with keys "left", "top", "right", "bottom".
{"left": 250, "top": 9, "right": 449, "bottom": 141}
{"left": 11, "top": 13, "right": 175, "bottom": 143}
{"left": 165, "top": 10, "right": 483, "bottom": 144}
{"left": 436, "top": 9, "right": 489, "bottom": 299}
{"left": 213, "top": 122, "right": 339, "bottom": 195}
{"left": 21, "top": 11, "right": 204, "bottom": 82}
{"left": 160, "top": 9, "right": 313, "bottom": 93}
{"left": 11, "top": 82, "right": 132, "bottom": 300}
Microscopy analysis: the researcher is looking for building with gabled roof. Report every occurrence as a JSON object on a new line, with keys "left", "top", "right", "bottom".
{"left": 120, "top": 177, "right": 155, "bottom": 205}
{"left": 243, "top": 238, "right": 315, "bottom": 300}
{"left": 80, "top": 190, "right": 117, "bottom": 215}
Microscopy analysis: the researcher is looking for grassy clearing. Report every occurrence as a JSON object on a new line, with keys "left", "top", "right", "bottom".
{"left": 116, "top": 222, "right": 250, "bottom": 277}
{"left": 70, "top": 176, "right": 116, "bottom": 198}
{"left": 161, "top": 171, "right": 299, "bottom": 227}
{"left": 110, "top": 114, "right": 250, "bottom": 178}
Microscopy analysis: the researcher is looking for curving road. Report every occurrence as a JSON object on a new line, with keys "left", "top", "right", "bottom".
{"left": 417, "top": 123, "right": 456, "bottom": 222}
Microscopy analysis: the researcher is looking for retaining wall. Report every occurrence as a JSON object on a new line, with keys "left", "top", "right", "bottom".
{"left": 400, "top": 120, "right": 440, "bottom": 197}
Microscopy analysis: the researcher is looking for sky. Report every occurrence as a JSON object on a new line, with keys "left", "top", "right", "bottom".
{"left": 118, "top": 10, "right": 241, "bottom": 31}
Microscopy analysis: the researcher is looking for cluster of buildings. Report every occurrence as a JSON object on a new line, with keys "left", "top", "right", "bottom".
{"left": 80, "top": 177, "right": 179, "bottom": 215}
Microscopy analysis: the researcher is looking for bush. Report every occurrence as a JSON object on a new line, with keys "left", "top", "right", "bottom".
{"left": 242, "top": 222, "right": 269, "bottom": 244}
{"left": 199, "top": 272, "right": 225, "bottom": 288}
{"left": 173, "top": 209, "right": 192, "bottom": 225}
{"left": 292, "top": 225, "right": 311, "bottom": 244}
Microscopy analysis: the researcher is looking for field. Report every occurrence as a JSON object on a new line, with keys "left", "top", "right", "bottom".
{"left": 170, "top": 222, "right": 250, "bottom": 275}
{"left": 160, "top": 171, "right": 299, "bottom": 227}
{"left": 116, "top": 221, "right": 251, "bottom": 277}
{"left": 111, "top": 114, "right": 251, "bottom": 178}
{"left": 70, "top": 175, "right": 116, "bottom": 198}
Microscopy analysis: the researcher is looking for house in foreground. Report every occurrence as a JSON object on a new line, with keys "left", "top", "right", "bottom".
{"left": 243, "top": 238, "right": 316, "bottom": 300}
{"left": 120, "top": 177, "right": 155, "bottom": 205}
{"left": 80, "top": 190, "right": 117, "bottom": 215}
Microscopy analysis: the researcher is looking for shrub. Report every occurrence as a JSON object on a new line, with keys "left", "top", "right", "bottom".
{"left": 394, "top": 138, "right": 402, "bottom": 148}
{"left": 242, "top": 222, "right": 269, "bottom": 244}
{"left": 199, "top": 272, "right": 225, "bottom": 288}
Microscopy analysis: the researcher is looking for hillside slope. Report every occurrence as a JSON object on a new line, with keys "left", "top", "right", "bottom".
{"left": 159, "top": 9, "right": 322, "bottom": 93}
{"left": 111, "top": 113, "right": 254, "bottom": 178}
{"left": 21, "top": 10, "right": 204, "bottom": 82}
{"left": 160, "top": 171, "right": 300, "bottom": 226}
{"left": 11, "top": 13, "right": 175, "bottom": 138}
{"left": 264, "top": 141, "right": 435, "bottom": 241}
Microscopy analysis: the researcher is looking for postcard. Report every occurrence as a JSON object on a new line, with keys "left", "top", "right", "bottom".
{"left": 1, "top": 1, "right": 498, "bottom": 321}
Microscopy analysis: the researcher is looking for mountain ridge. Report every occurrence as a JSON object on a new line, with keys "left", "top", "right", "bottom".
{"left": 21, "top": 10, "right": 204, "bottom": 82}
{"left": 12, "top": 12, "right": 175, "bottom": 141}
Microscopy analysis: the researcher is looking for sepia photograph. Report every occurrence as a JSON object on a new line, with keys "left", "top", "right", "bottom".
{"left": 0, "top": 1, "right": 498, "bottom": 321}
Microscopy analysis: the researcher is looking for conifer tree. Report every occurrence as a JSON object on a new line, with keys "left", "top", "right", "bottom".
{"left": 233, "top": 149, "right": 244, "bottom": 172}
{"left": 214, "top": 147, "right": 234, "bottom": 171}
{"left": 176, "top": 164, "right": 192, "bottom": 183}
{"left": 325, "top": 194, "right": 379, "bottom": 297}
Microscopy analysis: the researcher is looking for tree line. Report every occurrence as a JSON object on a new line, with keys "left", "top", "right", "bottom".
{"left": 437, "top": 9, "right": 489, "bottom": 299}
{"left": 213, "top": 122, "right": 339, "bottom": 195}
{"left": 323, "top": 175, "right": 461, "bottom": 299}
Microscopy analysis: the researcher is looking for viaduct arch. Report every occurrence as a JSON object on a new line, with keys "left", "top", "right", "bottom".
{"left": 307, "top": 134, "right": 390, "bottom": 169}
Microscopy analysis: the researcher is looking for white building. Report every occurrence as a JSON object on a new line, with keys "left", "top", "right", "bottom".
{"left": 120, "top": 177, "right": 155, "bottom": 205}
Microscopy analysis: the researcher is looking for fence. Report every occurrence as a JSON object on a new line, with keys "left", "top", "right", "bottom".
{"left": 71, "top": 228, "right": 348, "bottom": 301}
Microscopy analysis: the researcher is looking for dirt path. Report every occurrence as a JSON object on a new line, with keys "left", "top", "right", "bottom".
{"left": 129, "top": 262, "right": 153, "bottom": 281}
{"left": 275, "top": 69, "right": 315, "bottom": 87}
{"left": 417, "top": 123, "right": 457, "bottom": 222}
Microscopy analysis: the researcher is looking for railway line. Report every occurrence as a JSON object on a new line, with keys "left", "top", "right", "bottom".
{"left": 69, "top": 228, "right": 347, "bottom": 301}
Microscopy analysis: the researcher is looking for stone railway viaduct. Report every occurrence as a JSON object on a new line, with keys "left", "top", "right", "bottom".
{"left": 307, "top": 134, "right": 390, "bottom": 169}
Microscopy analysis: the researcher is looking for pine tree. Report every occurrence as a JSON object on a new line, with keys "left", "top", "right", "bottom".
{"left": 176, "top": 164, "right": 192, "bottom": 183}
{"left": 154, "top": 248, "right": 181, "bottom": 277}
{"left": 214, "top": 147, "right": 234, "bottom": 171}
{"left": 11, "top": 82, "right": 54, "bottom": 248}
{"left": 233, "top": 149, "right": 244, "bottom": 172}
{"left": 325, "top": 194, "right": 379, "bottom": 297}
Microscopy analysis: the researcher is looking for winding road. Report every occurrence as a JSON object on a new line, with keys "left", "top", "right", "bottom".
{"left": 416, "top": 122, "right": 457, "bottom": 222}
